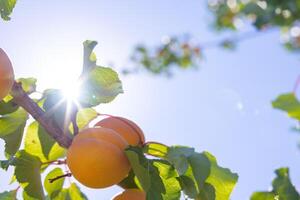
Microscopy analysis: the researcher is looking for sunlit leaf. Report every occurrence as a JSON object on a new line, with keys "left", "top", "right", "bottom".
{"left": 0, "top": 0, "right": 17, "bottom": 20}
{"left": 251, "top": 168, "right": 299, "bottom": 200}
{"left": 25, "top": 121, "right": 65, "bottom": 162}
{"left": 143, "top": 143, "right": 169, "bottom": 158}
{"left": 17, "top": 78, "right": 37, "bottom": 94}
{"left": 68, "top": 183, "right": 88, "bottom": 200}
{"left": 82, "top": 40, "right": 98, "bottom": 74}
{"left": 0, "top": 99, "right": 19, "bottom": 115}
{"left": 202, "top": 151, "right": 238, "bottom": 200}
{"left": 272, "top": 93, "right": 300, "bottom": 121}
{"left": 0, "top": 108, "right": 28, "bottom": 157}
{"left": 166, "top": 146, "right": 211, "bottom": 198}
{"left": 79, "top": 66, "right": 123, "bottom": 106}
{"left": 153, "top": 160, "right": 181, "bottom": 200}
{"left": 250, "top": 192, "right": 277, "bottom": 200}
{"left": 125, "top": 146, "right": 165, "bottom": 200}
{"left": 76, "top": 108, "right": 98, "bottom": 130}
{"left": 44, "top": 168, "right": 65, "bottom": 199}
{"left": 14, "top": 150, "right": 44, "bottom": 199}
{"left": 0, "top": 190, "right": 17, "bottom": 200}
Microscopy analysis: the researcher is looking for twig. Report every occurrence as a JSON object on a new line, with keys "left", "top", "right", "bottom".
{"left": 293, "top": 75, "right": 300, "bottom": 94}
{"left": 49, "top": 173, "right": 72, "bottom": 183}
{"left": 11, "top": 81, "right": 73, "bottom": 148}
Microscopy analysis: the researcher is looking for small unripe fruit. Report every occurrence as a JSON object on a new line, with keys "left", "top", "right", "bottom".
{"left": 74, "top": 127, "right": 128, "bottom": 150}
{"left": 112, "top": 189, "right": 146, "bottom": 200}
{"left": 95, "top": 117, "right": 145, "bottom": 146}
{"left": 0, "top": 49, "right": 14, "bottom": 99}
{"left": 67, "top": 137, "right": 130, "bottom": 188}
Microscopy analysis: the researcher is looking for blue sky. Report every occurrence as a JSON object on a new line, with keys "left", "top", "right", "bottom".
{"left": 1, "top": 1, "right": 300, "bottom": 199}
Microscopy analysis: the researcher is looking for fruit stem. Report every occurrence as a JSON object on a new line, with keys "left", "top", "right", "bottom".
{"left": 49, "top": 173, "right": 72, "bottom": 183}
{"left": 42, "top": 159, "right": 67, "bottom": 165}
{"left": 11, "top": 81, "right": 73, "bottom": 148}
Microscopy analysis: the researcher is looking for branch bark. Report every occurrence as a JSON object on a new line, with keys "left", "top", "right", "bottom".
{"left": 11, "top": 81, "right": 73, "bottom": 148}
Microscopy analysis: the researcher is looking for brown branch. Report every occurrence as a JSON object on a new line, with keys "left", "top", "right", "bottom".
{"left": 11, "top": 81, "right": 73, "bottom": 148}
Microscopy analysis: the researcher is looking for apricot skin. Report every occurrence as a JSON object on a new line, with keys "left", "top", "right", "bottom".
{"left": 112, "top": 189, "right": 146, "bottom": 200}
{"left": 0, "top": 49, "right": 14, "bottom": 99}
{"left": 66, "top": 138, "right": 131, "bottom": 188}
{"left": 73, "top": 127, "right": 128, "bottom": 150}
{"left": 95, "top": 117, "right": 145, "bottom": 146}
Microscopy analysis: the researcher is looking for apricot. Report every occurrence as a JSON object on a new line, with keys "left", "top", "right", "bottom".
{"left": 0, "top": 49, "right": 14, "bottom": 99}
{"left": 73, "top": 127, "right": 128, "bottom": 150}
{"left": 95, "top": 116, "right": 145, "bottom": 146}
{"left": 66, "top": 138, "right": 130, "bottom": 188}
{"left": 112, "top": 189, "right": 146, "bottom": 200}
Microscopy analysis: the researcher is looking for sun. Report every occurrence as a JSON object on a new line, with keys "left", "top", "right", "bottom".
{"left": 61, "top": 82, "right": 80, "bottom": 102}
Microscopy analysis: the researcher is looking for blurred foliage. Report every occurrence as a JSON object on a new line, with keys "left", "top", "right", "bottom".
{"left": 126, "top": 0, "right": 300, "bottom": 75}
{"left": 251, "top": 168, "right": 300, "bottom": 200}
{"left": 128, "top": 37, "right": 202, "bottom": 76}
{"left": 208, "top": 0, "right": 300, "bottom": 51}
{"left": 0, "top": 0, "right": 16, "bottom": 21}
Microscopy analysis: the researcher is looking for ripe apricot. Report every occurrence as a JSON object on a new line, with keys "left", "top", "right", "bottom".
{"left": 66, "top": 138, "right": 130, "bottom": 188}
{"left": 112, "top": 189, "right": 146, "bottom": 200}
{"left": 0, "top": 49, "right": 14, "bottom": 99}
{"left": 95, "top": 117, "right": 145, "bottom": 146}
{"left": 73, "top": 127, "right": 128, "bottom": 150}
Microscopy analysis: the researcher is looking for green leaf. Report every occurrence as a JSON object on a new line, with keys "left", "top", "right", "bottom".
{"left": 0, "top": 99, "right": 19, "bottom": 115}
{"left": 17, "top": 78, "right": 37, "bottom": 94}
{"left": 44, "top": 168, "right": 65, "bottom": 199}
{"left": 76, "top": 108, "right": 98, "bottom": 130}
{"left": 118, "top": 170, "right": 139, "bottom": 189}
{"left": 0, "top": 0, "right": 17, "bottom": 21}
{"left": 166, "top": 146, "right": 211, "bottom": 198}
{"left": 14, "top": 150, "right": 44, "bottom": 199}
{"left": 0, "top": 108, "right": 28, "bottom": 157}
{"left": 143, "top": 143, "right": 169, "bottom": 158}
{"left": 68, "top": 183, "right": 88, "bottom": 200}
{"left": 197, "top": 183, "right": 216, "bottom": 200}
{"left": 251, "top": 192, "right": 277, "bottom": 200}
{"left": 125, "top": 146, "right": 165, "bottom": 200}
{"left": 272, "top": 93, "right": 300, "bottom": 121}
{"left": 251, "top": 168, "right": 300, "bottom": 200}
{"left": 25, "top": 121, "right": 65, "bottom": 162}
{"left": 79, "top": 66, "right": 123, "bottom": 106}
{"left": 82, "top": 40, "right": 98, "bottom": 74}
{"left": 177, "top": 175, "right": 198, "bottom": 198}
{"left": 0, "top": 190, "right": 17, "bottom": 200}
{"left": 202, "top": 151, "right": 238, "bottom": 200}
{"left": 49, "top": 183, "right": 87, "bottom": 200}
{"left": 153, "top": 160, "right": 181, "bottom": 200}
{"left": 166, "top": 147, "right": 237, "bottom": 200}
{"left": 272, "top": 168, "right": 300, "bottom": 200}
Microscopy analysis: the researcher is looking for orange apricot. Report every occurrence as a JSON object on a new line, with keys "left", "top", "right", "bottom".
{"left": 66, "top": 138, "right": 130, "bottom": 188}
{"left": 112, "top": 189, "right": 146, "bottom": 200}
{"left": 0, "top": 49, "right": 14, "bottom": 99}
{"left": 95, "top": 116, "right": 145, "bottom": 146}
{"left": 73, "top": 127, "right": 128, "bottom": 150}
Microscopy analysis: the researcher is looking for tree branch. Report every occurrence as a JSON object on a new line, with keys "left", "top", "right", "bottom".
{"left": 11, "top": 81, "right": 73, "bottom": 148}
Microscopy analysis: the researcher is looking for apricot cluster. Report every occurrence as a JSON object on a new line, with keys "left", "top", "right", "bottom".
{"left": 66, "top": 116, "right": 146, "bottom": 198}
{"left": 0, "top": 49, "right": 14, "bottom": 99}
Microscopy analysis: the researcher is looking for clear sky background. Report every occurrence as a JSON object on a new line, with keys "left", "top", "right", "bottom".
{"left": 1, "top": 1, "right": 300, "bottom": 199}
